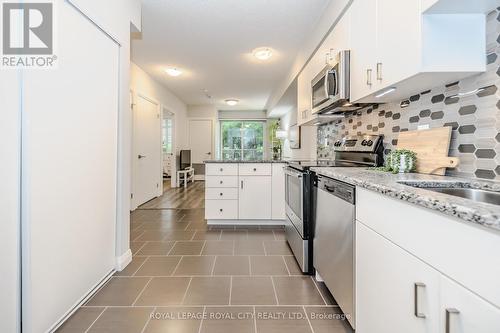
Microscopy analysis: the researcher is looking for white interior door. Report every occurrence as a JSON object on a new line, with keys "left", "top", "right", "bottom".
{"left": 189, "top": 119, "right": 213, "bottom": 163}
{"left": 134, "top": 95, "right": 161, "bottom": 206}
{"left": 22, "top": 2, "right": 119, "bottom": 332}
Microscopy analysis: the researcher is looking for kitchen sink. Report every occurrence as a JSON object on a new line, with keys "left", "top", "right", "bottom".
{"left": 399, "top": 183, "right": 500, "bottom": 206}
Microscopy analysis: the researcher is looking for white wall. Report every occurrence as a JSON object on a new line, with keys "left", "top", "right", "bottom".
{"left": 280, "top": 109, "right": 318, "bottom": 160}
{"left": 131, "top": 62, "right": 189, "bottom": 193}
{"left": 0, "top": 72, "right": 21, "bottom": 333}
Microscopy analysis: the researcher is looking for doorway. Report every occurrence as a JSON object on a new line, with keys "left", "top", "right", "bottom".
{"left": 132, "top": 94, "right": 162, "bottom": 207}
{"left": 188, "top": 119, "right": 214, "bottom": 180}
{"left": 162, "top": 108, "right": 176, "bottom": 188}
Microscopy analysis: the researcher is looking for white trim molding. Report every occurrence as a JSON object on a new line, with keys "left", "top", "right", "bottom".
{"left": 115, "top": 249, "right": 132, "bottom": 271}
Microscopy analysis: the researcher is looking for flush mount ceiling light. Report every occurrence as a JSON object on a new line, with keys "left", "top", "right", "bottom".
{"left": 253, "top": 47, "right": 273, "bottom": 61}
{"left": 375, "top": 87, "right": 397, "bottom": 98}
{"left": 225, "top": 99, "right": 239, "bottom": 106}
{"left": 165, "top": 67, "right": 182, "bottom": 77}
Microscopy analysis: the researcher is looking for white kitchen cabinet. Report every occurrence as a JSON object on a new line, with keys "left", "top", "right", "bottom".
{"left": 356, "top": 222, "right": 440, "bottom": 333}
{"left": 205, "top": 200, "right": 238, "bottom": 220}
{"left": 349, "top": 0, "right": 486, "bottom": 103}
{"left": 440, "top": 276, "right": 500, "bottom": 333}
{"left": 271, "top": 164, "right": 286, "bottom": 220}
{"left": 349, "top": 0, "right": 377, "bottom": 102}
{"left": 238, "top": 176, "right": 272, "bottom": 220}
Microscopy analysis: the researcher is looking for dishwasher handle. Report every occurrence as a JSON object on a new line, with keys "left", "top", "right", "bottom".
{"left": 317, "top": 176, "right": 355, "bottom": 204}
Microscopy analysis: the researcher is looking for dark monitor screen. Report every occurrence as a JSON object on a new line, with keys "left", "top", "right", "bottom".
{"left": 180, "top": 150, "right": 191, "bottom": 170}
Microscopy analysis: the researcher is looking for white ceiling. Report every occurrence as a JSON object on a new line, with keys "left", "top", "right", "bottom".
{"left": 132, "top": 0, "right": 332, "bottom": 111}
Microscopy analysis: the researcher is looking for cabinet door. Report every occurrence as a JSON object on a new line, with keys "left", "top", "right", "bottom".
{"left": 440, "top": 276, "right": 500, "bottom": 333}
{"left": 376, "top": 0, "right": 421, "bottom": 91}
{"left": 271, "top": 164, "right": 286, "bottom": 220}
{"left": 297, "top": 71, "right": 310, "bottom": 126}
{"left": 350, "top": 0, "right": 377, "bottom": 102}
{"left": 356, "top": 222, "right": 440, "bottom": 333}
{"left": 238, "top": 176, "right": 272, "bottom": 220}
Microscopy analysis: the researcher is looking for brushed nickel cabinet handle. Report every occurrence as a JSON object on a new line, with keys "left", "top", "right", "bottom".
{"left": 220, "top": 168, "right": 223, "bottom": 172}
{"left": 367, "top": 69, "right": 372, "bottom": 86}
{"left": 219, "top": 192, "right": 223, "bottom": 196}
{"left": 241, "top": 180, "right": 244, "bottom": 189}
{"left": 377, "top": 62, "right": 383, "bottom": 81}
{"left": 414, "top": 283, "right": 426, "bottom": 318}
{"left": 253, "top": 168, "right": 257, "bottom": 171}
{"left": 219, "top": 209, "right": 223, "bottom": 212}
{"left": 219, "top": 180, "right": 223, "bottom": 184}
{"left": 445, "top": 308, "right": 460, "bottom": 333}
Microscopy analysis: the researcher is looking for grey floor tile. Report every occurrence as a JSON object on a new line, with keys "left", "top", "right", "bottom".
{"left": 144, "top": 307, "right": 203, "bottom": 333}
{"left": 137, "top": 241, "right": 176, "bottom": 255}
{"left": 134, "top": 277, "right": 190, "bottom": 306}
{"left": 135, "top": 256, "right": 182, "bottom": 276}
{"left": 130, "top": 241, "right": 146, "bottom": 254}
{"left": 192, "top": 230, "right": 222, "bottom": 240}
{"left": 231, "top": 277, "right": 277, "bottom": 305}
{"left": 114, "top": 256, "right": 147, "bottom": 277}
{"left": 234, "top": 240, "right": 265, "bottom": 255}
{"left": 213, "top": 256, "right": 250, "bottom": 276}
{"left": 255, "top": 306, "right": 312, "bottom": 333}
{"left": 272, "top": 277, "right": 325, "bottom": 305}
{"left": 183, "top": 277, "right": 230, "bottom": 305}
{"left": 263, "top": 241, "right": 292, "bottom": 255}
{"left": 56, "top": 307, "right": 104, "bottom": 333}
{"left": 250, "top": 256, "right": 289, "bottom": 276}
{"left": 87, "top": 307, "right": 153, "bottom": 333}
{"left": 202, "top": 241, "right": 234, "bottom": 255}
{"left": 170, "top": 241, "right": 205, "bottom": 255}
{"left": 86, "top": 277, "right": 150, "bottom": 306}
{"left": 174, "top": 256, "right": 215, "bottom": 276}
{"left": 201, "top": 307, "right": 254, "bottom": 333}
{"left": 283, "top": 256, "right": 303, "bottom": 276}
{"left": 163, "top": 230, "right": 196, "bottom": 241}
{"left": 247, "top": 230, "right": 276, "bottom": 240}
{"left": 220, "top": 230, "right": 248, "bottom": 240}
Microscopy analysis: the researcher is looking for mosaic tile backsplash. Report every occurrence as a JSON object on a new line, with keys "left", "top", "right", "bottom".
{"left": 318, "top": 8, "right": 500, "bottom": 180}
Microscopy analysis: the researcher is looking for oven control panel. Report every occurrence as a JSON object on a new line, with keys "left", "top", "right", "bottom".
{"left": 333, "top": 135, "right": 383, "bottom": 152}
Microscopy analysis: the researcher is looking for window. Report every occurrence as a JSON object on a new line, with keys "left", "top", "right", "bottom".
{"left": 220, "top": 121, "right": 265, "bottom": 160}
{"left": 162, "top": 118, "right": 173, "bottom": 154}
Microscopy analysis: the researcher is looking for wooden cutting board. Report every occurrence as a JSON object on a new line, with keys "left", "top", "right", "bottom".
{"left": 397, "top": 127, "right": 459, "bottom": 176}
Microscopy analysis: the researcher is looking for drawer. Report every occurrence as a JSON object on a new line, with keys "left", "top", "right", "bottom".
{"left": 205, "top": 176, "right": 238, "bottom": 188}
{"left": 356, "top": 187, "right": 500, "bottom": 308}
{"left": 206, "top": 163, "right": 238, "bottom": 176}
{"left": 205, "top": 200, "right": 238, "bottom": 220}
{"left": 239, "top": 163, "right": 272, "bottom": 176}
{"left": 205, "top": 188, "right": 238, "bottom": 200}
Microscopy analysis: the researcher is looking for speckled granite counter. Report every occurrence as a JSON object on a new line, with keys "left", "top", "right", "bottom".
{"left": 310, "top": 167, "right": 500, "bottom": 232}
{"left": 204, "top": 160, "right": 288, "bottom": 163}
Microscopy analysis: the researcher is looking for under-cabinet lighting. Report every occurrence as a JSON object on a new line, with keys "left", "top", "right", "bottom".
{"left": 375, "top": 87, "right": 397, "bottom": 98}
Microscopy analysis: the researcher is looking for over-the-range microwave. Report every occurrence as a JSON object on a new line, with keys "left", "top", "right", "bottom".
{"left": 311, "top": 50, "right": 365, "bottom": 114}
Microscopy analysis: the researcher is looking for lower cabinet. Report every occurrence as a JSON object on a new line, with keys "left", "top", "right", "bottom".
{"left": 440, "top": 276, "right": 500, "bottom": 333}
{"left": 238, "top": 176, "right": 272, "bottom": 220}
{"left": 205, "top": 200, "right": 238, "bottom": 220}
{"left": 356, "top": 222, "right": 440, "bottom": 333}
{"left": 356, "top": 221, "right": 500, "bottom": 333}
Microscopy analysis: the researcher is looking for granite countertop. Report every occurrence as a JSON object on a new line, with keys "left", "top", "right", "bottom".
{"left": 204, "top": 159, "right": 289, "bottom": 163}
{"left": 310, "top": 167, "right": 500, "bottom": 232}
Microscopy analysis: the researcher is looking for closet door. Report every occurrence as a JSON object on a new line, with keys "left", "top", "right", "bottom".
{"left": 22, "top": 2, "right": 119, "bottom": 332}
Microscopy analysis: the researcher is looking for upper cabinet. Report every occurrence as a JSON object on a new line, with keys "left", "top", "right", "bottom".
{"left": 350, "top": 0, "right": 488, "bottom": 103}
{"left": 296, "top": 0, "right": 492, "bottom": 119}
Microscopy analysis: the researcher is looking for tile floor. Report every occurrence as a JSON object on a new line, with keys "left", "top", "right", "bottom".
{"left": 57, "top": 195, "right": 353, "bottom": 332}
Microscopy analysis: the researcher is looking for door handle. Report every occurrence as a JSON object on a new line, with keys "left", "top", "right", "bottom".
{"left": 445, "top": 308, "right": 460, "bottom": 333}
{"left": 138, "top": 155, "right": 146, "bottom": 159}
{"left": 241, "top": 180, "right": 244, "bottom": 189}
{"left": 414, "top": 283, "right": 426, "bottom": 318}
{"left": 376, "top": 62, "right": 383, "bottom": 81}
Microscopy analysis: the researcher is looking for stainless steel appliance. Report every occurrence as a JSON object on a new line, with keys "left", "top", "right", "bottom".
{"left": 311, "top": 50, "right": 364, "bottom": 114}
{"left": 315, "top": 177, "right": 356, "bottom": 328}
{"left": 312, "top": 134, "right": 384, "bottom": 329}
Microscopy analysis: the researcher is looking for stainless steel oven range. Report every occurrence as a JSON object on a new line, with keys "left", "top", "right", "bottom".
{"left": 284, "top": 135, "right": 384, "bottom": 275}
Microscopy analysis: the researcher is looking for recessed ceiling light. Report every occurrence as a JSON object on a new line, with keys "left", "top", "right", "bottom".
{"left": 253, "top": 47, "right": 273, "bottom": 61}
{"left": 165, "top": 67, "right": 182, "bottom": 77}
{"left": 225, "top": 99, "right": 239, "bottom": 106}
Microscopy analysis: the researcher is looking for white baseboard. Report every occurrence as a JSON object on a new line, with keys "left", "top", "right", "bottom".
{"left": 115, "top": 249, "right": 132, "bottom": 271}
{"left": 207, "top": 219, "right": 286, "bottom": 226}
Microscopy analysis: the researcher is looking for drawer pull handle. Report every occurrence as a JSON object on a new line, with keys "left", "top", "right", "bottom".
{"left": 414, "top": 282, "right": 426, "bottom": 318}
{"left": 445, "top": 308, "right": 460, "bottom": 333}
{"left": 241, "top": 180, "right": 244, "bottom": 189}
{"left": 220, "top": 168, "right": 223, "bottom": 172}
{"left": 220, "top": 181, "right": 223, "bottom": 184}
{"left": 253, "top": 168, "right": 257, "bottom": 171}
{"left": 377, "top": 62, "right": 383, "bottom": 81}
{"left": 220, "top": 193, "right": 223, "bottom": 196}
{"left": 219, "top": 209, "right": 223, "bottom": 212}
{"left": 366, "top": 69, "right": 372, "bottom": 86}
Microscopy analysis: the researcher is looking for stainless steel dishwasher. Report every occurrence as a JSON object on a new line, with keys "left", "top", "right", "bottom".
{"left": 314, "top": 175, "right": 356, "bottom": 329}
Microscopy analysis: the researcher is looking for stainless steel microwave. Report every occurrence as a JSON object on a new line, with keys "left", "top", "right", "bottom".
{"left": 311, "top": 50, "right": 354, "bottom": 114}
